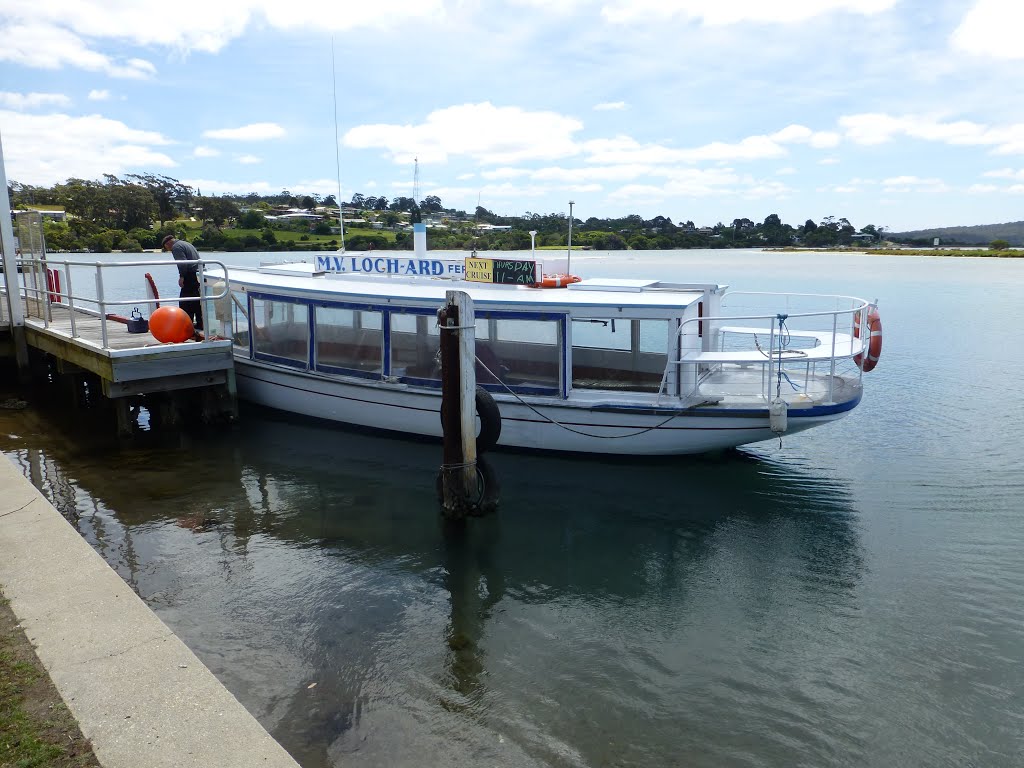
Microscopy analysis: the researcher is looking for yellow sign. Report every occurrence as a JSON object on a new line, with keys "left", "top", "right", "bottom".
{"left": 465, "top": 257, "right": 493, "bottom": 283}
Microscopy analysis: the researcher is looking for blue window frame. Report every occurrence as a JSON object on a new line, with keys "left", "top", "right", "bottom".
{"left": 246, "top": 292, "right": 567, "bottom": 397}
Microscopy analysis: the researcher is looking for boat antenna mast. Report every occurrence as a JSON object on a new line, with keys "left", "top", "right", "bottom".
{"left": 567, "top": 200, "right": 575, "bottom": 276}
{"left": 331, "top": 36, "right": 346, "bottom": 252}
{"left": 411, "top": 156, "right": 421, "bottom": 224}
{"left": 413, "top": 157, "right": 420, "bottom": 209}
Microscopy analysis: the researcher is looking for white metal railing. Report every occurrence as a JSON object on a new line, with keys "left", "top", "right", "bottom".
{"left": 16, "top": 257, "right": 231, "bottom": 350}
{"left": 657, "top": 293, "right": 872, "bottom": 405}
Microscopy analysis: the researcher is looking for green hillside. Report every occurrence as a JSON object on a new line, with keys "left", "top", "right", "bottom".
{"left": 891, "top": 221, "right": 1024, "bottom": 245}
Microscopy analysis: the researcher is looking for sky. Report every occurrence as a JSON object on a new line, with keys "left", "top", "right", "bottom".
{"left": 1, "top": 0, "right": 1023, "bottom": 232}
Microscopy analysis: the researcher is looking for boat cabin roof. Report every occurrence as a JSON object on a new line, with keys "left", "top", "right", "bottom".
{"left": 215, "top": 261, "right": 720, "bottom": 312}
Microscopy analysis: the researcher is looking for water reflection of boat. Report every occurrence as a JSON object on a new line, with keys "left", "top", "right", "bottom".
{"left": 16, "top": 407, "right": 863, "bottom": 599}
{"left": 225, "top": 412, "right": 864, "bottom": 591}
{"left": 4, "top": 409, "right": 865, "bottom": 768}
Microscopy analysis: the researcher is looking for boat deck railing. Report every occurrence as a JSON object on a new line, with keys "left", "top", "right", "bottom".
{"left": 657, "top": 292, "right": 872, "bottom": 406}
{"left": 15, "top": 257, "right": 231, "bottom": 350}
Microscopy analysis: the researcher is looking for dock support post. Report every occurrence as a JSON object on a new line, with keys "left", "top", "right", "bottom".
{"left": 438, "top": 290, "right": 478, "bottom": 517}
{"left": 114, "top": 398, "right": 134, "bottom": 437}
{"left": 0, "top": 129, "right": 30, "bottom": 381}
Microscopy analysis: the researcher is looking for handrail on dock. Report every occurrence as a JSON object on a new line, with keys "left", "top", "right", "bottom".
{"left": 15, "top": 257, "right": 231, "bottom": 350}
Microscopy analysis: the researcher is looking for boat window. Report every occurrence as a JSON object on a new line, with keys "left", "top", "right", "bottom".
{"left": 314, "top": 306, "right": 383, "bottom": 376}
{"left": 251, "top": 297, "right": 309, "bottom": 367}
{"left": 231, "top": 291, "right": 250, "bottom": 353}
{"left": 474, "top": 315, "right": 561, "bottom": 395}
{"left": 571, "top": 319, "right": 669, "bottom": 392}
{"left": 390, "top": 312, "right": 441, "bottom": 385}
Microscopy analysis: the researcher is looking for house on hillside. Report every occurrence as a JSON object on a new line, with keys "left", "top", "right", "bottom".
{"left": 13, "top": 207, "right": 67, "bottom": 222}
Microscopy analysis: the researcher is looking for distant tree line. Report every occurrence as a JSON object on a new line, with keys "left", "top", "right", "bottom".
{"left": 9, "top": 173, "right": 890, "bottom": 253}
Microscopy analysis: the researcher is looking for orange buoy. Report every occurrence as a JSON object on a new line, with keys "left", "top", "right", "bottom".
{"left": 535, "top": 273, "right": 582, "bottom": 288}
{"left": 149, "top": 306, "right": 194, "bottom": 343}
{"left": 853, "top": 306, "right": 882, "bottom": 372}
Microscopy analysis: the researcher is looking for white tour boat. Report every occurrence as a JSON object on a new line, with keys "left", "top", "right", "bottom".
{"left": 205, "top": 230, "right": 880, "bottom": 456}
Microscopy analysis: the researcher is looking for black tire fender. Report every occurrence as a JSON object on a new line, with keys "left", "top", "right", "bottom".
{"left": 440, "top": 386, "right": 502, "bottom": 454}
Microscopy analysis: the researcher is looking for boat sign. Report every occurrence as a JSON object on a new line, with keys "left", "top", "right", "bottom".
{"left": 315, "top": 254, "right": 467, "bottom": 276}
{"left": 465, "top": 257, "right": 541, "bottom": 285}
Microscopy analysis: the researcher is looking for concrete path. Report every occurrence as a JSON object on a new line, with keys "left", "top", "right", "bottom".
{"left": 0, "top": 455, "right": 301, "bottom": 768}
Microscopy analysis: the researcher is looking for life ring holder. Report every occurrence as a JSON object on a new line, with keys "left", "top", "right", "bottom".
{"left": 535, "top": 274, "right": 581, "bottom": 288}
{"left": 853, "top": 306, "right": 882, "bottom": 372}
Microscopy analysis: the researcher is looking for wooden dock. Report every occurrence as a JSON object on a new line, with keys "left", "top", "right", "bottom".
{"left": 24, "top": 304, "right": 234, "bottom": 399}
{"left": 3, "top": 284, "right": 238, "bottom": 433}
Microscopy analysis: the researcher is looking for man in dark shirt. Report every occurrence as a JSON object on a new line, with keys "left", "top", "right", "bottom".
{"left": 161, "top": 234, "right": 203, "bottom": 332}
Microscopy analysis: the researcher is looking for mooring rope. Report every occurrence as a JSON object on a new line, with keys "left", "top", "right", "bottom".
{"left": 434, "top": 312, "right": 679, "bottom": 439}
{"left": 474, "top": 356, "right": 678, "bottom": 440}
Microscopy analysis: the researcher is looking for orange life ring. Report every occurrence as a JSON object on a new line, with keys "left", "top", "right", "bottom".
{"left": 853, "top": 306, "right": 882, "bottom": 372}
{"left": 535, "top": 273, "right": 581, "bottom": 288}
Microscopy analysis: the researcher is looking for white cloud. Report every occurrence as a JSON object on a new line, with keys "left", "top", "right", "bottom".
{"left": 193, "top": 146, "right": 221, "bottom": 158}
{"left": 0, "top": 91, "right": 70, "bottom": 109}
{"left": 456, "top": 173, "right": 476, "bottom": 180}
{"left": 841, "top": 113, "right": 994, "bottom": 145}
{"left": 0, "top": 23, "right": 155, "bottom": 78}
{"left": 594, "top": 101, "right": 627, "bottom": 111}
{"left": 583, "top": 133, "right": 786, "bottom": 164}
{"left": 468, "top": 182, "right": 552, "bottom": 199}
{"left": 968, "top": 184, "right": 998, "bottom": 193}
{"left": 991, "top": 138, "right": 1024, "bottom": 155}
{"left": 344, "top": 102, "right": 583, "bottom": 165}
{"left": 533, "top": 164, "right": 651, "bottom": 182}
{"left": 983, "top": 168, "right": 1024, "bottom": 179}
{"left": 741, "top": 181, "right": 792, "bottom": 199}
{"left": 296, "top": 178, "right": 344, "bottom": 192}
{"left": 1008, "top": 185, "right": 1024, "bottom": 194}
{"left": 839, "top": 112, "right": 1024, "bottom": 155}
{"left": 0, "top": 0, "right": 445, "bottom": 65}
{"left": 600, "top": 0, "right": 897, "bottom": 25}
{"left": 184, "top": 177, "right": 340, "bottom": 197}
{"left": 237, "top": 154, "right": 262, "bottom": 164}
{"left": 606, "top": 166, "right": 783, "bottom": 204}
{"left": 257, "top": 0, "right": 446, "bottom": 35}
{"left": 819, "top": 157, "right": 840, "bottom": 165}
{"left": 771, "top": 124, "right": 841, "bottom": 149}
{"left": 951, "top": 0, "right": 1024, "bottom": 60}
{"left": 480, "top": 168, "right": 532, "bottom": 180}
{"left": 87, "top": 89, "right": 111, "bottom": 101}
{"left": 202, "top": 122, "right": 286, "bottom": 141}
{"left": 770, "top": 124, "right": 812, "bottom": 143}
{"left": 881, "top": 175, "right": 949, "bottom": 193}
{"left": 776, "top": 166, "right": 797, "bottom": 175}
{"left": 607, "top": 184, "right": 670, "bottom": 206}
{"left": 0, "top": 110, "right": 174, "bottom": 184}
{"left": 181, "top": 179, "right": 275, "bottom": 195}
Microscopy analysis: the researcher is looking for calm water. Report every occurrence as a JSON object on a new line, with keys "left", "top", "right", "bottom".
{"left": 2, "top": 249, "right": 1023, "bottom": 767}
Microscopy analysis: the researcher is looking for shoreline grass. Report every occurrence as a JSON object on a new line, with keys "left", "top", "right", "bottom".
{"left": 0, "top": 595, "right": 100, "bottom": 767}
{"left": 768, "top": 247, "right": 1023, "bottom": 258}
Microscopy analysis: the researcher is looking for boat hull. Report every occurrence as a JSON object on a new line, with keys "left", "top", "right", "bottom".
{"left": 235, "top": 360, "right": 860, "bottom": 456}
